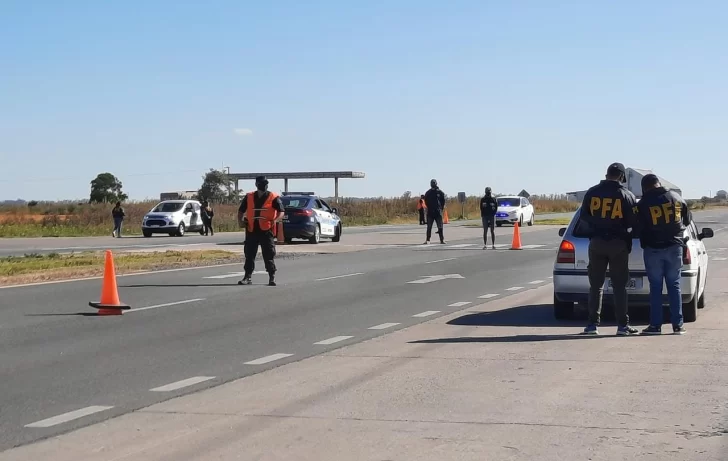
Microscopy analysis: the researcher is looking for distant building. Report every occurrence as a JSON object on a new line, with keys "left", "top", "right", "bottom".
{"left": 566, "top": 167, "right": 681, "bottom": 202}
{"left": 159, "top": 191, "right": 198, "bottom": 201}
{"left": 716, "top": 190, "right": 728, "bottom": 200}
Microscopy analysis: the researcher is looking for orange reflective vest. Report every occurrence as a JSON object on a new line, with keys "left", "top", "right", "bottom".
{"left": 246, "top": 191, "right": 280, "bottom": 234}
{"left": 417, "top": 199, "right": 426, "bottom": 210}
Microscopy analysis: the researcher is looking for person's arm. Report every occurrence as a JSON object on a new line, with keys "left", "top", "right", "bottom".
{"left": 439, "top": 191, "right": 446, "bottom": 209}
{"left": 681, "top": 197, "right": 691, "bottom": 227}
{"left": 273, "top": 197, "right": 285, "bottom": 222}
{"left": 237, "top": 198, "right": 247, "bottom": 226}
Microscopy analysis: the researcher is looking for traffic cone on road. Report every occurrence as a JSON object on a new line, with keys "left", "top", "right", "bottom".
{"left": 89, "top": 250, "right": 130, "bottom": 315}
{"left": 510, "top": 222, "right": 523, "bottom": 250}
{"left": 443, "top": 209, "right": 450, "bottom": 224}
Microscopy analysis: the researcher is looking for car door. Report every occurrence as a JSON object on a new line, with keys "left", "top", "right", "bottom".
{"left": 314, "top": 199, "right": 335, "bottom": 236}
{"left": 690, "top": 221, "right": 707, "bottom": 293}
{"left": 522, "top": 197, "right": 533, "bottom": 221}
{"left": 191, "top": 202, "right": 202, "bottom": 229}
{"left": 320, "top": 199, "right": 339, "bottom": 233}
{"left": 182, "top": 202, "right": 193, "bottom": 227}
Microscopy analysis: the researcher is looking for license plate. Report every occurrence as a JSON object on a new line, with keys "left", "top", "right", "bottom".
{"left": 606, "top": 278, "right": 642, "bottom": 290}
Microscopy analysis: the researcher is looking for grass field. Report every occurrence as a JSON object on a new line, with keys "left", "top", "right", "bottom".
{"left": 0, "top": 250, "right": 242, "bottom": 286}
{"left": 0, "top": 195, "right": 579, "bottom": 238}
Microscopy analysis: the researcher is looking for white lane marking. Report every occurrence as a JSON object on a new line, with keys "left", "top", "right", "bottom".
{"left": 0, "top": 262, "right": 244, "bottom": 290}
{"left": 425, "top": 258, "right": 457, "bottom": 264}
{"left": 368, "top": 322, "right": 400, "bottom": 330}
{"left": 407, "top": 274, "right": 464, "bottom": 284}
{"left": 25, "top": 406, "right": 114, "bottom": 428}
{"left": 712, "top": 257, "right": 727, "bottom": 261}
{"left": 127, "top": 298, "right": 204, "bottom": 313}
{"left": 448, "top": 301, "right": 472, "bottom": 307}
{"left": 478, "top": 294, "right": 499, "bottom": 299}
{"left": 244, "top": 353, "right": 294, "bottom": 365}
{"left": 547, "top": 276, "right": 553, "bottom": 279}
{"left": 529, "top": 280, "right": 545, "bottom": 284}
{"left": 203, "top": 271, "right": 265, "bottom": 279}
{"left": 413, "top": 311, "right": 441, "bottom": 317}
{"left": 448, "top": 243, "right": 477, "bottom": 248}
{"left": 314, "top": 335, "right": 354, "bottom": 345}
{"left": 316, "top": 272, "right": 365, "bottom": 281}
{"left": 505, "top": 286, "right": 524, "bottom": 291}
{"left": 520, "top": 244, "right": 546, "bottom": 249}
{"left": 150, "top": 376, "right": 215, "bottom": 392}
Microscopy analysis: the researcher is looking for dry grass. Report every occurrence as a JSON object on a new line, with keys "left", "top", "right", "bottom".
{"left": 0, "top": 250, "right": 241, "bottom": 286}
{"left": 0, "top": 195, "right": 578, "bottom": 238}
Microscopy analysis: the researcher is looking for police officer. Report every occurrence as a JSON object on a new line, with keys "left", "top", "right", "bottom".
{"left": 417, "top": 195, "right": 427, "bottom": 225}
{"left": 480, "top": 186, "right": 497, "bottom": 249}
{"left": 237, "top": 176, "right": 285, "bottom": 286}
{"left": 578, "top": 162, "right": 639, "bottom": 335}
{"left": 423, "top": 179, "right": 446, "bottom": 244}
{"left": 636, "top": 174, "right": 691, "bottom": 335}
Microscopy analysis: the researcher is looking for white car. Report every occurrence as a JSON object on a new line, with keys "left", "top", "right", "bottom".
{"left": 495, "top": 196, "right": 535, "bottom": 227}
{"left": 552, "top": 206, "right": 714, "bottom": 322}
{"left": 142, "top": 200, "right": 205, "bottom": 237}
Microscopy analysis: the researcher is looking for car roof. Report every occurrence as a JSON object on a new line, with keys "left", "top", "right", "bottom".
{"left": 497, "top": 195, "right": 522, "bottom": 199}
{"left": 282, "top": 195, "right": 317, "bottom": 200}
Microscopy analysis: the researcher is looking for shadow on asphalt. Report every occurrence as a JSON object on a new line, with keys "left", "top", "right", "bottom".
{"left": 119, "top": 283, "right": 241, "bottom": 288}
{"left": 409, "top": 334, "right": 615, "bottom": 344}
{"left": 447, "top": 304, "right": 585, "bottom": 328}
{"left": 25, "top": 313, "right": 104, "bottom": 317}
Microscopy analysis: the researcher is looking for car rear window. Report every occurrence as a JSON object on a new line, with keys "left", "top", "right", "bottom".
{"left": 282, "top": 198, "right": 310, "bottom": 208}
{"left": 497, "top": 198, "right": 520, "bottom": 207}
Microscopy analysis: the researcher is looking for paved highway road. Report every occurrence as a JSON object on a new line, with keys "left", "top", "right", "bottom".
{"left": 0, "top": 209, "right": 723, "bottom": 453}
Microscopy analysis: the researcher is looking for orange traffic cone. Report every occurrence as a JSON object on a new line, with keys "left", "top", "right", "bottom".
{"left": 510, "top": 222, "right": 523, "bottom": 250}
{"left": 443, "top": 209, "right": 450, "bottom": 224}
{"left": 276, "top": 222, "right": 285, "bottom": 244}
{"left": 89, "top": 250, "right": 130, "bottom": 315}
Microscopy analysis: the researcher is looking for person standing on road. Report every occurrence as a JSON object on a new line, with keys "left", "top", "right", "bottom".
{"left": 480, "top": 187, "right": 498, "bottom": 250}
{"left": 201, "top": 200, "right": 215, "bottom": 236}
{"left": 578, "top": 162, "right": 640, "bottom": 336}
{"left": 237, "top": 176, "right": 285, "bottom": 286}
{"left": 636, "top": 174, "right": 691, "bottom": 335}
{"left": 417, "top": 195, "right": 427, "bottom": 225}
{"left": 111, "top": 201, "right": 125, "bottom": 238}
{"left": 424, "top": 179, "right": 446, "bottom": 244}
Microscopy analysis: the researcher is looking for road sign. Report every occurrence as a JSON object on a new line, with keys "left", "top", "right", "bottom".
{"left": 407, "top": 274, "right": 465, "bottom": 284}
{"left": 457, "top": 192, "right": 466, "bottom": 203}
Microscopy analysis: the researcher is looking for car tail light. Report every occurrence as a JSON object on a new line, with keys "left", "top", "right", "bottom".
{"left": 293, "top": 209, "right": 314, "bottom": 217}
{"left": 556, "top": 240, "right": 576, "bottom": 264}
{"left": 683, "top": 246, "right": 691, "bottom": 265}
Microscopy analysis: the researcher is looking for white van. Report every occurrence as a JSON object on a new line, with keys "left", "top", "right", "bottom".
{"left": 142, "top": 200, "right": 205, "bottom": 237}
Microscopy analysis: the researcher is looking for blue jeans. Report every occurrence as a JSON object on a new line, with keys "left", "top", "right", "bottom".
{"left": 643, "top": 245, "right": 683, "bottom": 328}
{"left": 113, "top": 218, "right": 123, "bottom": 237}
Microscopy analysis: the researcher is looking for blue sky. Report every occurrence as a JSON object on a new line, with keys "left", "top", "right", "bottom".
{"left": 1, "top": 0, "right": 727, "bottom": 201}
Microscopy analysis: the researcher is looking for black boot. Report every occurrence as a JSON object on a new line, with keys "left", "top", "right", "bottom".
{"left": 268, "top": 274, "right": 276, "bottom": 286}
{"left": 238, "top": 273, "right": 252, "bottom": 285}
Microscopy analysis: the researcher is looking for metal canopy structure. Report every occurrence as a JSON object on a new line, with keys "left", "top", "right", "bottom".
{"left": 228, "top": 171, "right": 366, "bottom": 203}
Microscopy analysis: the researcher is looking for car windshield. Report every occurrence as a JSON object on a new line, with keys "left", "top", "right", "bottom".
{"left": 152, "top": 202, "right": 185, "bottom": 213}
{"left": 282, "top": 197, "right": 310, "bottom": 208}
{"left": 497, "top": 198, "right": 521, "bottom": 207}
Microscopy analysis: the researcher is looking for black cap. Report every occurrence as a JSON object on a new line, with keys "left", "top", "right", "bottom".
{"left": 641, "top": 173, "right": 659, "bottom": 189}
{"left": 606, "top": 162, "right": 626, "bottom": 177}
{"left": 255, "top": 175, "right": 268, "bottom": 184}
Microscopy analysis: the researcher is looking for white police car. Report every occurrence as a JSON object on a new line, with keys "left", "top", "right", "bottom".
{"left": 280, "top": 192, "right": 342, "bottom": 244}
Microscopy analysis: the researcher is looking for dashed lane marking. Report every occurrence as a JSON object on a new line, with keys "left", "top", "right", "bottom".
{"left": 25, "top": 406, "right": 114, "bottom": 428}
{"left": 425, "top": 258, "right": 458, "bottom": 264}
{"left": 448, "top": 301, "right": 472, "bottom": 307}
{"left": 244, "top": 353, "right": 294, "bottom": 365}
{"left": 203, "top": 271, "right": 265, "bottom": 279}
{"left": 368, "top": 323, "right": 401, "bottom": 330}
{"left": 505, "top": 286, "right": 524, "bottom": 291}
{"left": 127, "top": 298, "right": 205, "bottom": 313}
{"left": 413, "top": 311, "right": 441, "bottom": 317}
{"left": 314, "top": 336, "right": 354, "bottom": 345}
{"left": 478, "top": 294, "right": 499, "bottom": 299}
{"left": 316, "top": 273, "right": 365, "bottom": 281}
{"left": 529, "top": 280, "right": 545, "bottom": 284}
{"left": 150, "top": 376, "right": 216, "bottom": 392}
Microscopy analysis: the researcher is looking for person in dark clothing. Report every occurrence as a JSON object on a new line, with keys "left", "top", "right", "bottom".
{"left": 201, "top": 200, "right": 215, "bottom": 236}
{"left": 111, "top": 201, "right": 125, "bottom": 238}
{"left": 237, "top": 176, "right": 285, "bottom": 286}
{"left": 423, "top": 179, "right": 446, "bottom": 244}
{"left": 636, "top": 174, "right": 691, "bottom": 335}
{"left": 578, "top": 162, "right": 640, "bottom": 336}
{"left": 480, "top": 186, "right": 498, "bottom": 249}
{"left": 417, "top": 195, "right": 426, "bottom": 225}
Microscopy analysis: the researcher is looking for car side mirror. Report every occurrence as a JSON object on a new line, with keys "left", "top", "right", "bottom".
{"left": 699, "top": 228, "right": 714, "bottom": 240}
{"left": 331, "top": 208, "right": 338, "bottom": 215}
{"left": 558, "top": 228, "right": 566, "bottom": 237}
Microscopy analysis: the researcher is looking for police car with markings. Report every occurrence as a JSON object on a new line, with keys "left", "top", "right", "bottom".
{"left": 280, "top": 192, "right": 342, "bottom": 244}
{"left": 552, "top": 204, "right": 714, "bottom": 323}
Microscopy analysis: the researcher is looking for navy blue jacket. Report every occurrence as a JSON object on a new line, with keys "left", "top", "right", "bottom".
{"left": 578, "top": 180, "right": 638, "bottom": 240}
{"left": 636, "top": 186, "right": 691, "bottom": 248}
{"left": 424, "top": 187, "right": 446, "bottom": 215}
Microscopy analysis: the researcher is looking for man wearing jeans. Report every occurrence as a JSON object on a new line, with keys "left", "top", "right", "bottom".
{"left": 636, "top": 174, "right": 691, "bottom": 335}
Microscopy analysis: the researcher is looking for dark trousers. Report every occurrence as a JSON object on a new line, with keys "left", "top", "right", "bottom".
{"left": 587, "top": 237, "right": 630, "bottom": 326}
{"left": 482, "top": 216, "right": 495, "bottom": 245}
{"left": 418, "top": 209, "right": 425, "bottom": 225}
{"left": 113, "top": 218, "right": 123, "bottom": 237}
{"left": 203, "top": 218, "right": 214, "bottom": 235}
{"left": 244, "top": 231, "right": 277, "bottom": 275}
{"left": 426, "top": 213, "right": 444, "bottom": 242}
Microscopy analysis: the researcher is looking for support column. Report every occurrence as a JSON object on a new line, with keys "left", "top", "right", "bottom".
{"left": 334, "top": 177, "right": 339, "bottom": 203}
{"left": 284, "top": 178, "right": 289, "bottom": 193}
{"left": 234, "top": 179, "right": 239, "bottom": 193}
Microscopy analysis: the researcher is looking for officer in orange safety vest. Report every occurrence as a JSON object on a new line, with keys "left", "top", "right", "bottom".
{"left": 237, "top": 176, "right": 286, "bottom": 286}
{"left": 417, "top": 195, "right": 426, "bottom": 225}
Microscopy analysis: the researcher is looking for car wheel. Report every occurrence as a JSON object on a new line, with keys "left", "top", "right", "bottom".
{"left": 528, "top": 212, "right": 534, "bottom": 226}
{"left": 332, "top": 224, "right": 342, "bottom": 242}
{"left": 309, "top": 224, "right": 321, "bottom": 244}
{"left": 684, "top": 273, "right": 699, "bottom": 322}
{"left": 177, "top": 223, "right": 186, "bottom": 237}
{"left": 496, "top": 222, "right": 503, "bottom": 227}
{"left": 553, "top": 294, "right": 574, "bottom": 320}
{"left": 518, "top": 214, "right": 523, "bottom": 226}
{"left": 143, "top": 230, "right": 152, "bottom": 238}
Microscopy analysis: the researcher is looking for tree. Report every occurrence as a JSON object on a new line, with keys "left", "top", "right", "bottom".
{"left": 89, "top": 173, "right": 128, "bottom": 204}
{"left": 198, "top": 168, "right": 239, "bottom": 204}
